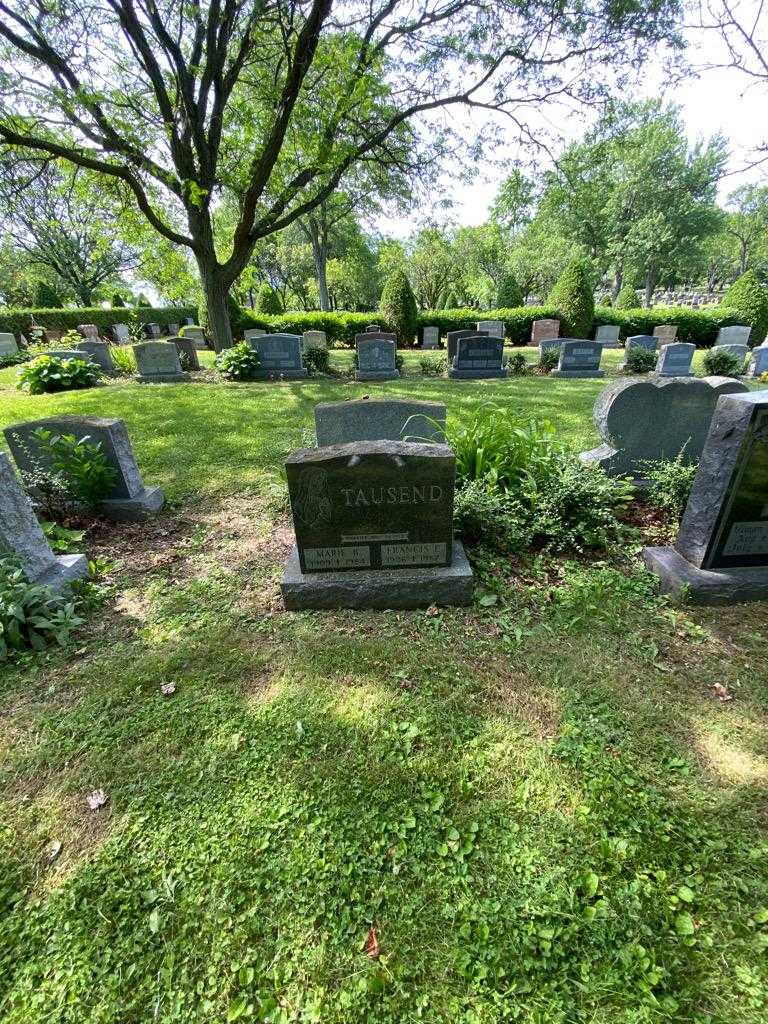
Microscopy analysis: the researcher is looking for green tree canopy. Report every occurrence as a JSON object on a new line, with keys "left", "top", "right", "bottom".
{"left": 547, "top": 257, "right": 595, "bottom": 337}
{"left": 723, "top": 270, "right": 768, "bottom": 344}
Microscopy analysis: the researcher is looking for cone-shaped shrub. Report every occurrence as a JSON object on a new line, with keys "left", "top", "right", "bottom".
{"left": 497, "top": 272, "right": 523, "bottom": 308}
{"left": 614, "top": 283, "right": 639, "bottom": 309}
{"left": 723, "top": 270, "right": 768, "bottom": 344}
{"left": 254, "top": 283, "right": 283, "bottom": 314}
{"left": 547, "top": 258, "right": 594, "bottom": 337}
{"left": 111, "top": 293, "right": 126, "bottom": 308}
{"left": 34, "top": 281, "right": 63, "bottom": 308}
{"left": 379, "top": 269, "right": 418, "bottom": 345}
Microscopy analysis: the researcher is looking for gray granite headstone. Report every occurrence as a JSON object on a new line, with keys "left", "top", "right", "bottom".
{"left": 644, "top": 391, "right": 768, "bottom": 603}
{"left": 446, "top": 329, "right": 488, "bottom": 362}
{"left": 580, "top": 376, "right": 749, "bottom": 480}
{"left": 550, "top": 339, "right": 604, "bottom": 378}
{"left": 169, "top": 335, "right": 201, "bottom": 371}
{"left": 244, "top": 328, "right": 267, "bottom": 342}
{"left": 747, "top": 345, "right": 768, "bottom": 378}
{"left": 4, "top": 416, "right": 165, "bottom": 521}
{"left": 355, "top": 337, "right": 399, "bottom": 381}
{"left": 449, "top": 336, "right": 506, "bottom": 379}
{"left": 249, "top": 334, "right": 307, "bottom": 379}
{"left": 539, "top": 338, "right": 563, "bottom": 355}
{"left": 595, "top": 324, "right": 621, "bottom": 347}
{"left": 143, "top": 322, "right": 162, "bottom": 339}
{"left": 0, "top": 332, "right": 19, "bottom": 355}
{"left": 655, "top": 342, "right": 695, "bottom": 378}
{"left": 77, "top": 323, "right": 100, "bottom": 340}
{"left": 476, "top": 320, "right": 504, "bottom": 339}
{"left": 111, "top": 323, "right": 131, "bottom": 344}
{"left": 75, "top": 340, "right": 116, "bottom": 376}
{"left": 716, "top": 325, "right": 752, "bottom": 346}
{"left": 530, "top": 319, "right": 560, "bottom": 347}
{"left": 302, "top": 330, "right": 327, "bottom": 351}
{"left": 133, "top": 341, "right": 190, "bottom": 382}
{"left": 626, "top": 335, "right": 658, "bottom": 353}
{"left": 281, "top": 440, "right": 473, "bottom": 609}
{"left": 653, "top": 324, "right": 678, "bottom": 342}
{"left": 422, "top": 326, "right": 439, "bottom": 349}
{"left": 180, "top": 325, "right": 207, "bottom": 350}
{"left": 315, "top": 399, "right": 446, "bottom": 446}
{"left": 712, "top": 343, "right": 749, "bottom": 364}
{"left": 0, "top": 452, "right": 88, "bottom": 592}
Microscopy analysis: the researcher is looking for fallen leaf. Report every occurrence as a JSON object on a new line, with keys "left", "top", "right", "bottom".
{"left": 47, "top": 840, "right": 62, "bottom": 862}
{"left": 160, "top": 682, "right": 176, "bottom": 697}
{"left": 363, "top": 925, "right": 380, "bottom": 958}
{"left": 86, "top": 789, "right": 108, "bottom": 811}
{"left": 712, "top": 683, "right": 734, "bottom": 702}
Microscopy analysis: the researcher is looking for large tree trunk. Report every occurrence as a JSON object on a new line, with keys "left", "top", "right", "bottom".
{"left": 612, "top": 266, "right": 623, "bottom": 300}
{"left": 307, "top": 219, "right": 330, "bottom": 311}
{"left": 198, "top": 259, "right": 234, "bottom": 352}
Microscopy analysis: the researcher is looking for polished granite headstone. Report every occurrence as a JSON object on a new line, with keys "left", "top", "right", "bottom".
{"left": 249, "top": 334, "right": 308, "bottom": 379}
{"left": 355, "top": 336, "right": 399, "bottom": 381}
{"left": 580, "top": 376, "right": 748, "bottom": 481}
{"left": 476, "top": 320, "right": 504, "bottom": 339}
{"left": 626, "top": 334, "right": 657, "bottom": 352}
{"left": 449, "top": 336, "right": 506, "bottom": 379}
{"left": 143, "top": 322, "right": 162, "bottom": 339}
{"left": 550, "top": 339, "right": 604, "bottom": 378}
{"left": 315, "top": 399, "right": 446, "bottom": 446}
{"left": 4, "top": 416, "right": 165, "bottom": 521}
{"left": 75, "top": 340, "right": 116, "bottom": 375}
{"left": 111, "top": 323, "right": 130, "bottom": 344}
{"left": 281, "top": 440, "right": 473, "bottom": 608}
{"left": 595, "top": 324, "right": 621, "bottom": 347}
{"left": 655, "top": 342, "right": 695, "bottom": 377}
{"left": 422, "top": 326, "right": 440, "bottom": 349}
{"left": 530, "top": 319, "right": 560, "bottom": 347}
{"left": 716, "top": 325, "right": 752, "bottom": 346}
{"left": 0, "top": 332, "right": 19, "bottom": 355}
{"left": 446, "top": 329, "right": 487, "bottom": 362}
{"left": 0, "top": 452, "right": 88, "bottom": 592}
{"left": 133, "top": 341, "right": 190, "bottom": 382}
{"left": 644, "top": 391, "right": 768, "bottom": 603}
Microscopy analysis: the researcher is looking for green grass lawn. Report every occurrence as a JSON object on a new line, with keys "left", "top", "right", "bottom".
{"left": 1, "top": 350, "right": 767, "bottom": 1023}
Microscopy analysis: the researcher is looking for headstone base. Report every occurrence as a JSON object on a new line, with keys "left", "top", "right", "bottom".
{"left": 253, "top": 368, "right": 309, "bottom": 380}
{"left": 137, "top": 371, "right": 190, "bottom": 383}
{"left": 354, "top": 370, "right": 400, "bottom": 381}
{"left": 550, "top": 369, "right": 605, "bottom": 378}
{"left": 37, "top": 553, "right": 90, "bottom": 593}
{"left": 643, "top": 546, "right": 768, "bottom": 605}
{"left": 281, "top": 540, "right": 474, "bottom": 610}
{"left": 447, "top": 368, "right": 507, "bottom": 379}
{"left": 99, "top": 485, "right": 165, "bottom": 522}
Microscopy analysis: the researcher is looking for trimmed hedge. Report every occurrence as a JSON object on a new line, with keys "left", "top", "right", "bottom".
{"left": 2, "top": 301, "right": 748, "bottom": 349}
{"left": 0, "top": 305, "right": 197, "bottom": 336}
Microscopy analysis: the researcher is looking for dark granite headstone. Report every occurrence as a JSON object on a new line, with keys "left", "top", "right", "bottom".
{"left": 77, "top": 323, "right": 100, "bottom": 340}
{"left": 644, "top": 392, "right": 768, "bottom": 603}
{"left": 4, "top": 416, "right": 165, "bottom": 521}
{"left": 169, "top": 335, "right": 201, "bottom": 371}
{"left": 447, "top": 329, "right": 487, "bottom": 362}
{"left": 355, "top": 337, "right": 399, "bottom": 381}
{"left": 422, "top": 326, "right": 440, "bottom": 349}
{"left": 143, "top": 322, "right": 162, "bottom": 339}
{"left": 111, "top": 323, "right": 131, "bottom": 344}
{"left": 579, "top": 376, "right": 749, "bottom": 481}
{"left": 550, "top": 340, "right": 604, "bottom": 378}
{"left": 626, "top": 335, "right": 657, "bottom": 352}
{"left": 448, "top": 336, "right": 506, "bottom": 379}
{"left": 249, "top": 334, "right": 307, "bottom": 379}
{"left": 655, "top": 342, "right": 694, "bottom": 377}
{"left": 315, "top": 399, "right": 446, "bottom": 445}
{"left": 75, "top": 340, "right": 116, "bottom": 375}
{"left": 595, "top": 325, "right": 621, "bottom": 347}
{"left": 133, "top": 341, "right": 190, "bottom": 382}
{"left": 281, "top": 440, "right": 473, "bottom": 608}
{"left": 530, "top": 319, "right": 560, "bottom": 347}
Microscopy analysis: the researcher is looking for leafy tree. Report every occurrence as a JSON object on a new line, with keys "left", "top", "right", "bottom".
{"left": 724, "top": 185, "right": 768, "bottom": 277}
{"left": 254, "top": 284, "right": 283, "bottom": 315}
{"left": 0, "top": 158, "right": 134, "bottom": 305}
{"left": 380, "top": 270, "right": 418, "bottom": 346}
{"left": 508, "top": 221, "right": 581, "bottom": 300}
{"left": 722, "top": 270, "right": 768, "bottom": 344}
{"left": 111, "top": 293, "right": 127, "bottom": 308}
{"left": 33, "top": 281, "right": 63, "bottom": 308}
{"left": 614, "top": 283, "right": 640, "bottom": 309}
{"left": 408, "top": 228, "right": 461, "bottom": 309}
{"left": 497, "top": 272, "right": 524, "bottom": 308}
{"left": 547, "top": 258, "right": 595, "bottom": 337}
{"left": 0, "top": 0, "right": 683, "bottom": 349}
{"left": 490, "top": 169, "right": 536, "bottom": 234}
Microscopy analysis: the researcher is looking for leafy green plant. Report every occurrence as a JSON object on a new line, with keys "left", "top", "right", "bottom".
{"left": 379, "top": 269, "right": 418, "bottom": 346}
{"left": 303, "top": 346, "right": 330, "bottom": 375}
{"left": 215, "top": 342, "right": 262, "bottom": 380}
{"left": 722, "top": 270, "right": 768, "bottom": 343}
{"left": 623, "top": 347, "right": 657, "bottom": 374}
{"left": 254, "top": 283, "right": 282, "bottom": 314}
{"left": 0, "top": 556, "right": 84, "bottom": 659}
{"left": 703, "top": 347, "right": 745, "bottom": 377}
{"left": 0, "top": 350, "right": 29, "bottom": 368}
{"left": 419, "top": 354, "right": 448, "bottom": 376}
{"left": 17, "top": 354, "right": 100, "bottom": 394}
{"left": 532, "top": 457, "right": 634, "bottom": 551}
{"left": 109, "top": 345, "right": 137, "bottom": 375}
{"left": 505, "top": 352, "right": 530, "bottom": 376}
{"left": 41, "top": 521, "right": 86, "bottom": 553}
{"left": 614, "top": 283, "right": 640, "bottom": 309}
{"left": 454, "top": 480, "right": 534, "bottom": 552}
{"left": 31, "top": 429, "right": 118, "bottom": 509}
{"left": 547, "top": 256, "right": 595, "bottom": 337}
{"left": 643, "top": 454, "right": 698, "bottom": 521}
{"left": 538, "top": 348, "right": 560, "bottom": 374}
